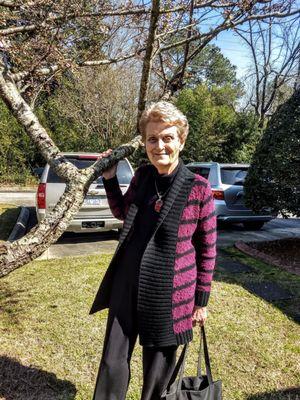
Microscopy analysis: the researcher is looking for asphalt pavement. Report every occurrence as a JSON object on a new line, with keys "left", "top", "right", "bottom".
{"left": 0, "top": 189, "right": 36, "bottom": 206}
{"left": 2, "top": 189, "right": 299, "bottom": 260}
{"left": 28, "top": 207, "right": 300, "bottom": 260}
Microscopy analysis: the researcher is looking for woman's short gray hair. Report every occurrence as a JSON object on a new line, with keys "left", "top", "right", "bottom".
{"left": 139, "top": 101, "right": 189, "bottom": 143}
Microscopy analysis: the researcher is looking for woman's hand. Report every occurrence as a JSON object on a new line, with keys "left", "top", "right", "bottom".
{"left": 192, "top": 306, "right": 207, "bottom": 327}
{"left": 98, "top": 149, "right": 118, "bottom": 179}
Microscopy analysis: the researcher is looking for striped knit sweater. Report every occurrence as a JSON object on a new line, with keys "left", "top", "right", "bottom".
{"left": 90, "top": 159, "right": 217, "bottom": 346}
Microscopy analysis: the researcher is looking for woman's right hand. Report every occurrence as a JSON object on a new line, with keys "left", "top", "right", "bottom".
{"left": 98, "top": 149, "right": 118, "bottom": 179}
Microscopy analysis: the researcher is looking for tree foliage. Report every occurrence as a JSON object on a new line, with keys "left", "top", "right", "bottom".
{"left": 244, "top": 89, "right": 300, "bottom": 217}
{"left": 175, "top": 84, "right": 260, "bottom": 163}
{"left": 0, "top": 99, "right": 42, "bottom": 184}
{"left": 169, "top": 43, "right": 242, "bottom": 89}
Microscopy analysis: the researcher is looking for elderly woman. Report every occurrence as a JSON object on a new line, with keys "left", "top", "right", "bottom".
{"left": 90, "top": 101, "right": 217, "bottom": 400}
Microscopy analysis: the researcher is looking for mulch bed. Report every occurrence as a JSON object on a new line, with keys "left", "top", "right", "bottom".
{"left": 235, "top": 238, "right": 300, "bottom": 276}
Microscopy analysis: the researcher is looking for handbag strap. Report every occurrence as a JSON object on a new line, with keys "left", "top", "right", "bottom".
{"left": 163, "top": 326, "right": 214, "bottom": 395}
{"left": 165, "top": 343, "right": 189, "bottom": 392}
{"left": 197, "top": 326, "right": 213, "bottom": 385}
{"left": 176, "top": 343, "right": 189, "bottom": 395}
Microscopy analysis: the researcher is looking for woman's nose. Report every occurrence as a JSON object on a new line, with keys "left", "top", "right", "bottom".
{"left": 156, "top": 139, "right": 165, "bottom": 150}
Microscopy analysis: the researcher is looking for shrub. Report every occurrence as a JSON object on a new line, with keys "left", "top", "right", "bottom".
{"left": 244, "top": 90, "right": 300, "bottom": 217}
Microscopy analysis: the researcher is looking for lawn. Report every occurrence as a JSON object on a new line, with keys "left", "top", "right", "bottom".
{"left": 0, "top": 253, "right": 299, "bottom": 400}
{"left": 0, "top": 204, "right": 20, "bottom": 242}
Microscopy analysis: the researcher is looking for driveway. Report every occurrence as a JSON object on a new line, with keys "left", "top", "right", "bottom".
{"left": 2, "top": 191, "right": 299, "bottom": 260}
{"left": 30, "top": 211, "right": 299, "bottom": 260}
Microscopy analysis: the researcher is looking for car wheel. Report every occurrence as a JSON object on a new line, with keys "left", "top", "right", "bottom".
{"left": 243, "top": 221, "right": 265, "bottom": 230}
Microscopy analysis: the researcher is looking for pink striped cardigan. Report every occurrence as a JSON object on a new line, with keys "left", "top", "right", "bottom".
{"left": 90, "top": 159, "right": 217, "bottom": 346}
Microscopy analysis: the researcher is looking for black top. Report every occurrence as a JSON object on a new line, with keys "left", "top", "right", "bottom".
{"left": 108, "top": 160, "right": 181, "bottom": 295}
{"left": 90, "top": 159, "right": 202, "bottom": 346}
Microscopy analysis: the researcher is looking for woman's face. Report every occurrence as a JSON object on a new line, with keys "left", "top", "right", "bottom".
{"left": 145, "top": 120, "right": 185, "bottom": 174}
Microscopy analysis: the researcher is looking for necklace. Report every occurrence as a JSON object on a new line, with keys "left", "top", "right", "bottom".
{"left": 154, "top": 180, "right": 171, "bottom": 212}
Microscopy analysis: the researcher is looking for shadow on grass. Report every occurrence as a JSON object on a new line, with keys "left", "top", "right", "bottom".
{"left": 0, "top": 356, "right": 76, "bottom": 400}
{"left": 215, "top": 249, "right": 300, "bottom": 325}
{"left": 0, "top": 207, "right": 20, "bottom": 241}
{"left": 0, "top": 281, "right": 26, "bottom": 327}
{"left": 247, "top": 387, "right": 300, "bottom": 399}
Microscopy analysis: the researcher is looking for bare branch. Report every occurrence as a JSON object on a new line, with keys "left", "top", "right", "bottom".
{"left": 0, "top": 0, "right": 19, "bottom": 7}
{"left": 137, "top": 0, "right": 161, "bottom": 123}
{"left": 239, "top": 13, "right": 300, "bottom": 125}
{"left": 0, "top": 24, "right": 37, "bottom": 36}
{"left": 176, "top": 0, "right": 195, "bottom": 90}
{"left": 81, "top": 51, "right": 141, "bottom": 66}
{"left": 10, "top": 65, "right": 60, "bottom": 81}
{"left": 1, "top": 1, "right": 295, "bottom": 38}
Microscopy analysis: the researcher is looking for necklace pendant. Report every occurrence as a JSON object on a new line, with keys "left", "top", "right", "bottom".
{"left": 154, "top": 199, "right": 163, "bottom": 212}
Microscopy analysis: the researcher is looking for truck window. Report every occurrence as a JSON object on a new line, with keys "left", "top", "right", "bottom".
{"left": 47, "top": 159, "right": 133, "bottom": 184}
{"left": 186, "top": 166, "right": 210, "bottom": 179}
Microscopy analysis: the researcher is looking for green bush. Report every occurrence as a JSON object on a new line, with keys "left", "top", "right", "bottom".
{"left": 175, "top": 84, "right": 260, "bottom": 163}
{"left": 244, "top": 90, "right": 300, "bottom": 217}
{"left": 0, "top": 100, "right": 42, "bottom": 185}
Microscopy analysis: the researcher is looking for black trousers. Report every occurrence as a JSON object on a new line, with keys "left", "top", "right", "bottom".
{"left": 92, "top": 278, "right": 177, "bottom": 400}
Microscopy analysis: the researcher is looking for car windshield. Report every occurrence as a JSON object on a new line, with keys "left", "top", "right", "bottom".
{"left": 221, "top": 168, "right": 248, "bottom": 185}
{"left": 47, "top": 158, "right": 133, "bottom": 184}
{"left": 186, "top": 166, "right": 210, "bottom": 179}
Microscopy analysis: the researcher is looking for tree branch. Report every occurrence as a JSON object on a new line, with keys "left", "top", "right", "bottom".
{"left": 0, "top": 25, "right": 37, "bottom": 36}
{"left": 0, "top": 0, "right": 19, "bottom": 7}
{"left": 137, "top": 0, "right": 161, "bottom": 124}
{"left": 0, "top": 1, "right": 288, "bottom": 37}
{"left": 0, "top": 135, "right": 142, "bottom": 276}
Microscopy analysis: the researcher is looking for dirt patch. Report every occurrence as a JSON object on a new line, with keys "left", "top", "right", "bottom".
{"left": 236, "top": 238, "right": 300, "bottom": 276}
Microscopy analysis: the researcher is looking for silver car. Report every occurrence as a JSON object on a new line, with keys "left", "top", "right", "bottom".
{"left": 36, "top": 152, "right": 134, "bottom": 233}
{"left": 186, "top": 162, "right": 276, "bottom": 230}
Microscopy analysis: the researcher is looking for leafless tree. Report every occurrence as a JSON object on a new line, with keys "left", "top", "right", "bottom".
{"left": 236, "top": 16, "right": 300, "bottom": 127}
{"left": 0, "top": 0, "right": 299, "bottom": 275}
{"left": 53, "top": 64, "right": 140, "bottom": 148}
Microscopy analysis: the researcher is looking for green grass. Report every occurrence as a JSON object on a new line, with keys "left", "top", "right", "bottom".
{"left": 219, "top": 247, "right": 300, "bottom": 323}
{"left": 0, "top": 204, "right": 20, "bottom": 242}
{"left": 0, "top": 253, "right": 299, "bottom": 400}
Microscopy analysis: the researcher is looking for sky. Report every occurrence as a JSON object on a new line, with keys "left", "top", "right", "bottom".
{"left": 212, "top": 30, "right": 251, "bottom": 79}
{"left": 198, "top": 2, "right": 300, "bottom": 80}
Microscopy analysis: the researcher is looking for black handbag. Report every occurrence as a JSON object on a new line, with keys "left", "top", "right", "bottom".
{"left": 161, "top": 326, "right": 222, "bottom": 400}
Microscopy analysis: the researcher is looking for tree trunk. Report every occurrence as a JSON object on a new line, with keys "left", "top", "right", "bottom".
{"left": 137, "top": 0, "right": 160, "bottom": 125}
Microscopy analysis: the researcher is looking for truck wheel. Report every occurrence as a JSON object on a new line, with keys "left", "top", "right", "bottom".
{"left": 243, "top": 221, "right": 265, "bottom": 230}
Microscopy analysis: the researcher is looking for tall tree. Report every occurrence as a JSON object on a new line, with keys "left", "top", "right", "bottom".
{"left": 237, "top": 15, "right": 300, "bottom": 127}
{"left": 41, "top": 65, "right": 140, "bottom": 151}
{"left": 155, "top": 37, "right": 242, "bottom": 92}
{"left": 0, "top": 0, "right": 299, "bottom": 275}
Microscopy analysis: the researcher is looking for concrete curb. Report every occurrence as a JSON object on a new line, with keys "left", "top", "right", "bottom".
{"left": 8, "top": 206, "right": 30, "bottom": 242}
{"left": 235, "top": 240, "right": 290, "bottom": 270}
{"left": 0, "top": 187, "right": 36, "bottom": 193}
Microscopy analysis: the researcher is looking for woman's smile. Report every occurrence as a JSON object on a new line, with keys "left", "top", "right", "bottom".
{"left": 145, "top": 121, "right": 185, "bottom": 174}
